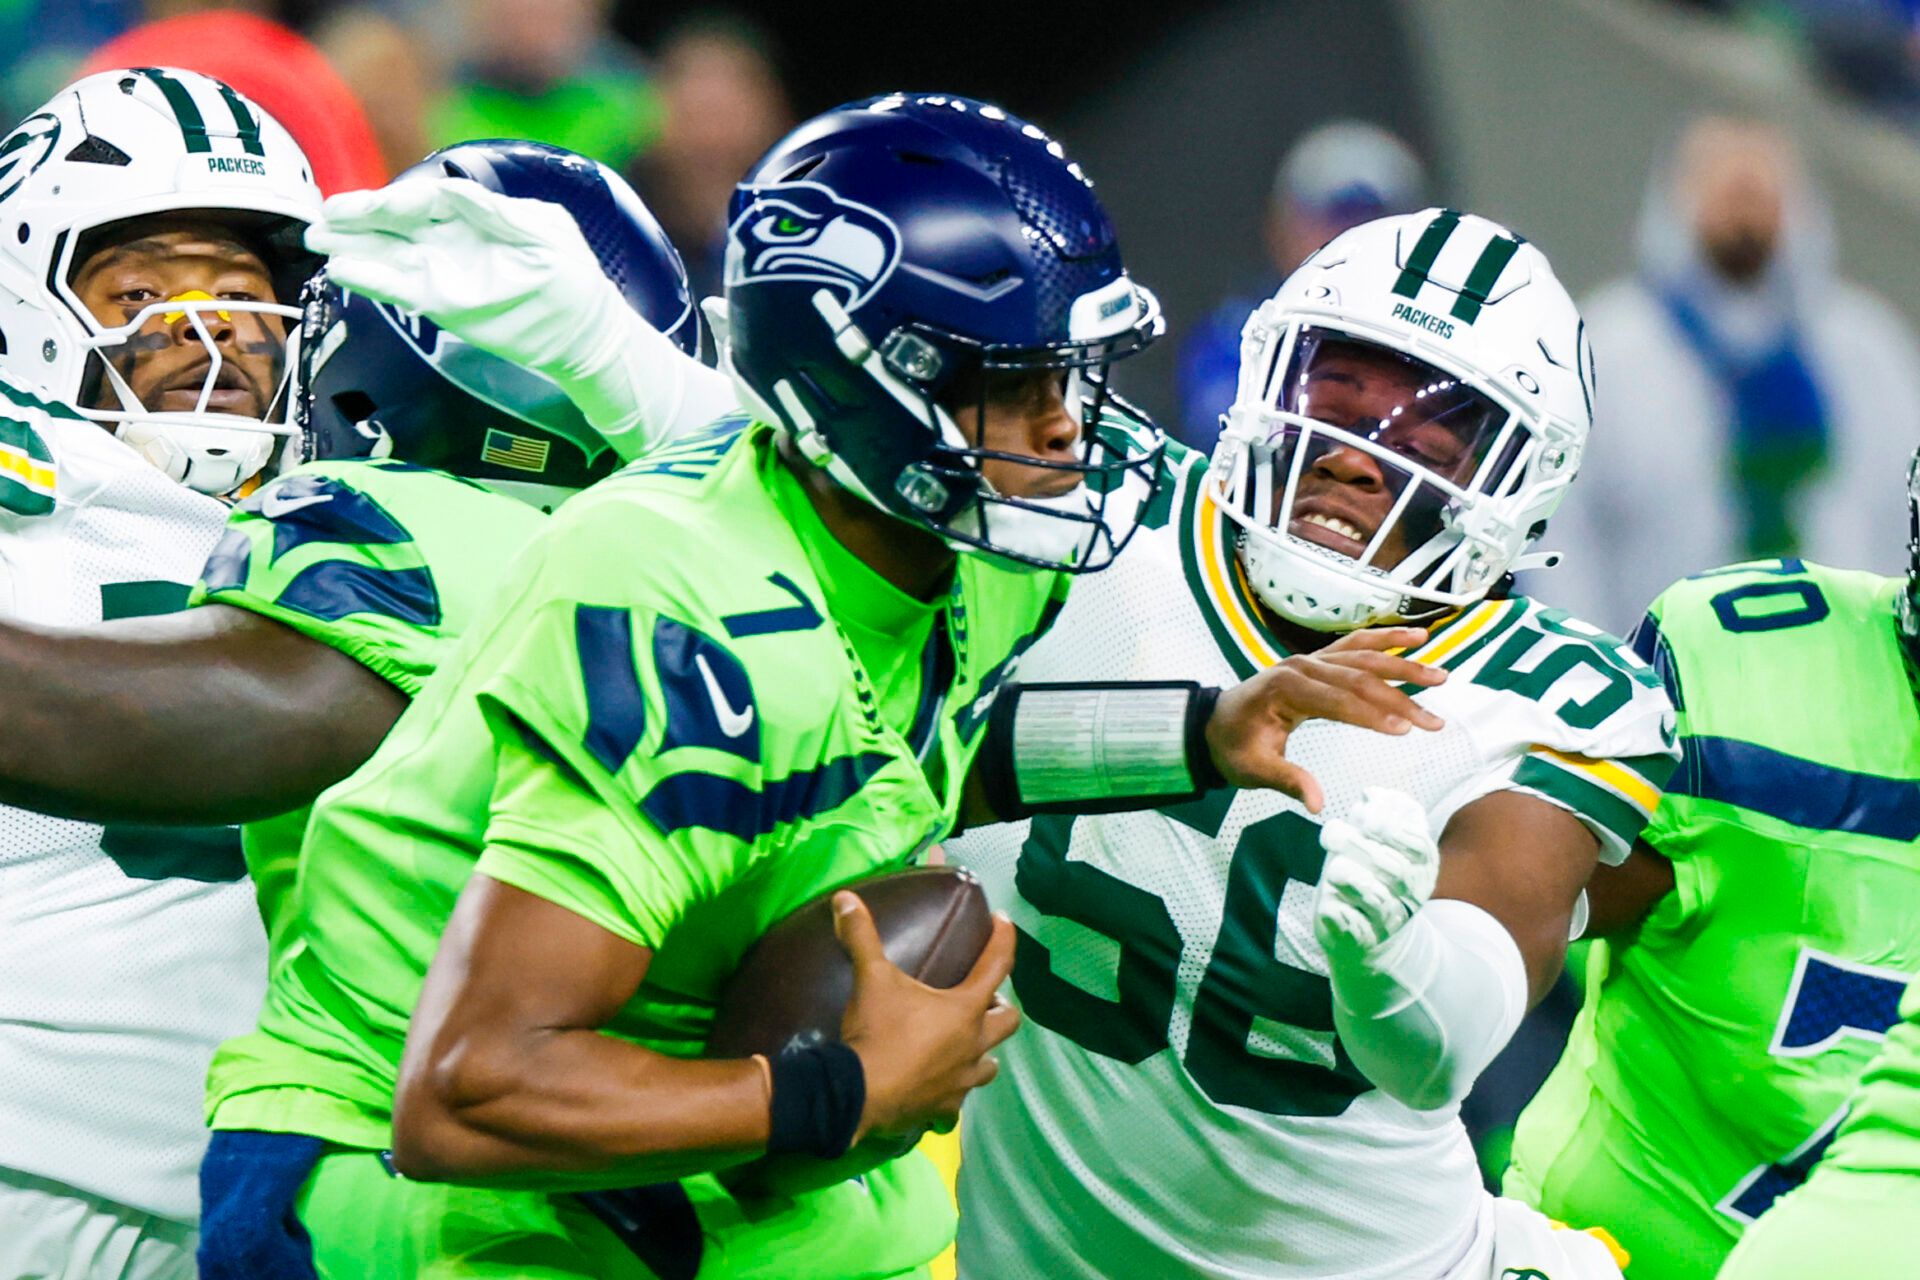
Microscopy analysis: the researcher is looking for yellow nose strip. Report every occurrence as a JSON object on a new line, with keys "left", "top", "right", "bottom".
{"left": 162, "top": 290, "right": 231, "bottom": 324}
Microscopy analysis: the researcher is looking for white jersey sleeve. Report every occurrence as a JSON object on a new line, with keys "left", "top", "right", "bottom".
{"left": 0, "top": 372, "right": 266, "bottom": 1224}
{"left": 947, "top": 444, "right": 1676, "bottom": 1280}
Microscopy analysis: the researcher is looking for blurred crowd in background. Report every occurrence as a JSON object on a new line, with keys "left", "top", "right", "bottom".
{"left": 10, "top": 0, "right": 1919, "bottom": 1185}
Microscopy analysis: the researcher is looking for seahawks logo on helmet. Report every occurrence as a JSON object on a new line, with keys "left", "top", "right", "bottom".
{"left": 725, "top": 182, "right": 901, "bottom": 309}
{"left": 0, "top": 113, "right": 60, "bottom": 203}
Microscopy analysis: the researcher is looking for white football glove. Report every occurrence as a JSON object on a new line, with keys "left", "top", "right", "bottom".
{"left": 306, "top": 178, "right": 730, "bottom": 461}
{"left": 1314, "top": 786, "right": 1440, "bottom": 955}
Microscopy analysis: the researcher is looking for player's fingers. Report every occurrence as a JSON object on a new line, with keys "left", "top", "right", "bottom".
{"left": 1294, "top": 660, "right": 1441, "bottom": 733}
{"left": 1276, "top": 665, "right": 1417, "bottom": 735}
{"left": 965, "top": 1056, "right": 1001, "bottom": 1090}
{"left": 1235, "top": 755, "right": 1324, "bottom": 813}
{"left": 929, "top": 1111, "right": 961, "bottom": 1135}
{"left": 1324, "top": 626, "right": 1428, "bottom": 655}
{"left": 304, "top": 224, "right": 409, "bottom": 262}
{"left": 831, "top": 891, "right": 890, "bottom": 972}
{"left": 979, "top": 995, "right": 1022, "bottom": 1050}
{"left": 318, "top": 179, "right": 446, "bottom": 234}
{"left": 1322, "top": 648, "right": 1449, "bottom": 692}
{"left": 436, "top": 179, "right": 568, "bottom": 245}
{"left": 315, "top": 257, "right": 423, "bottom": 311}
{"left": 957, "top": 913, "right": 1018, "bottom": 1002}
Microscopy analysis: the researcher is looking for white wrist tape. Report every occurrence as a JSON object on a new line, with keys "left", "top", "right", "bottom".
{"left": 1326, "top": 898, "right": 1527, "bottom": 1112}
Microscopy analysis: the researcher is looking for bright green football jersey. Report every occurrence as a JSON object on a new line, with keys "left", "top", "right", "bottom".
{"left": 206, "top": 416, "right": 1062, "bottom": 1158}
{"left": 188, "top": 458, "right": 546, "bottom": 964}
{"left": 1506, "top": 559, "right": 1920, "bottom": 1280}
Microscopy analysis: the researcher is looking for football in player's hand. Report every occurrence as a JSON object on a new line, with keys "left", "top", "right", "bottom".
{"left": 706, "top": 865, "right": 992, "bottom": 1197}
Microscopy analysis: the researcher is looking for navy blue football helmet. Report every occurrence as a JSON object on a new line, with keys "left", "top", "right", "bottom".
{"left": 297, "top": 139, "right": 698, "bottom": 510}
{"left": 721, "top": 93, "right": 1165, "bottom": 572}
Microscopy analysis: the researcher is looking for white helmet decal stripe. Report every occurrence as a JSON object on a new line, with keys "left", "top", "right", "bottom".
{"left": 127, "top": 67, "right": 263, "bottom": 158}
{"left": 1390, "top": 208, "right": 1526, "bottom": 326}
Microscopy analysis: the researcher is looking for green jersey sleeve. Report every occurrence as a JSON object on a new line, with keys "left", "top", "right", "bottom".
{"left": 471, "top": 591, "right": 757, "bottom": 952}
{"left": 190, "top": 459, "right": 544, "bottom": 694}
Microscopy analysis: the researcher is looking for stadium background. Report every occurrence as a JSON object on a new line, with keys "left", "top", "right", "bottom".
{"left": 12, "top": 0, "right": 1918, "bottom": 1261}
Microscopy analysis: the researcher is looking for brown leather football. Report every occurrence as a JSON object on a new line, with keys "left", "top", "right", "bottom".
{"left": 706, "top": 865, "right": 992, "bottom": 1196}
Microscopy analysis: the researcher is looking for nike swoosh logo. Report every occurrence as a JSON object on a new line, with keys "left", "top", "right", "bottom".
{"left": 695, "top": 652, "right": 753, "bottom": 738}
{"left": 260, "top": 488, "right": 335, "bottom": 521}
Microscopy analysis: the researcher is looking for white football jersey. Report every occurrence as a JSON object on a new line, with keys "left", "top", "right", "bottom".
{"left": 0, "top": 372, "right": 264, "bottom": 1224}
{"left": 948, "top": 444, "right": 1676, "bottom": 1280}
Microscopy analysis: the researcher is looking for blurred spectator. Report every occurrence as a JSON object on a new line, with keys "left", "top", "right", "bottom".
{"left": 83, "top": 8, "right": 387, "bottom": 193}
{"left": 315, "top": 5, "right": 442, "bottom": 176}
{"left": 1545, "top": 115, "right": 1920, "bottom": 632}
{"left": 431, "top": 0, "right": 660, "bottom": 172}
{"left": 0, "top": 0, "right": 132, "bottom": 122}
{"left": 1173, "top": 120, "right": 1429, "bottom": 449}
{"left": 629, "top": 13, "right": 793, "bottom": 305}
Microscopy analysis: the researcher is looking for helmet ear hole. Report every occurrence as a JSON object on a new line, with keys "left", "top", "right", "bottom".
{"left": 331, "top": 391, "right": 377, "bottom": 425}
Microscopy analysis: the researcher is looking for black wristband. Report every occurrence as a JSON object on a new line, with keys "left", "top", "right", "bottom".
{"left": 765, "top": 1041, "right": 866, "bottom": 1159}
{"left": 1187, "top": 684, "right": 1226, "bottom": 792}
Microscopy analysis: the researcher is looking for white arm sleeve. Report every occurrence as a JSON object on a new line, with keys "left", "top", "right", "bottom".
{"left": 569, "top": 306, "right": 740, "bottom": 462}
{"left": 1326, "top": 897, "right": 1528, "bottom": 1112}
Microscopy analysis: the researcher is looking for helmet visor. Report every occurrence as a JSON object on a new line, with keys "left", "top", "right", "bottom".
{"left": 1239, "top": 325, "right": 1525, "bottom": 576}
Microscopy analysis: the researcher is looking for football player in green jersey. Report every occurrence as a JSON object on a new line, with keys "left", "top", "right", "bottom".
{"left": 195, "top": 96, "right": 1463, "bottom": 1280}
{"left": 1504, "top": 455, "right": 1920, "bottom": 1279}
{"left": 0, "top": 140, "right": 711, "bottom": 952}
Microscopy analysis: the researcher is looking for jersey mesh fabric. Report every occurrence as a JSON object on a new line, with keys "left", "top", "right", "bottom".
{"left": 0, "top": 378, "right": 260, "bottom": 1224}
{"left": 189, "top": 459, "right": 547, "bottom": 967}
{"left": 946, "top": 443, "right": 1676, "bottom": 1280}
{"left": 1506, "top": 561, "right": 1920, "bottom": 1280}
{"left": 205, "top": 419, "right": 1061, "bottom": 1263}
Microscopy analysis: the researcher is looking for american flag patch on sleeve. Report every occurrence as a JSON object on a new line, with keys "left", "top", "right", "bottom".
{"left": 481, "top": 429, "right": 551, "bottom": 473}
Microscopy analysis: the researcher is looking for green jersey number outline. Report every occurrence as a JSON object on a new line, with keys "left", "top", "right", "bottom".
{"left": 1010, "top": 807, "right": 1373, "bottom": 1117}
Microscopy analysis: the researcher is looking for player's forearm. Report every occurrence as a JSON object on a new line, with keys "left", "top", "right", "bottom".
{"left": 0, "top": 606, "right": 403, "bottom": 823}
{"left": 391, "top": 1025, "right": 768, "bottom": 1189}
{"left": 1326, "top": 899, "right": 1529, "bottom": 1112}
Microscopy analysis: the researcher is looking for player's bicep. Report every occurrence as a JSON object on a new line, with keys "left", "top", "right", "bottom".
{"left": 1435, "top": 790, "right": 1598, "bottom": 1003}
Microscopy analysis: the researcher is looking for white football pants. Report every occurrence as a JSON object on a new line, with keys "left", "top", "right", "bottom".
{"left": 0, "top": 1167, "right": 195, "bottom": 1280}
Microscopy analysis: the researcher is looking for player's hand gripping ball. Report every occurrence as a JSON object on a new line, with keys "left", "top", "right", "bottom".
{"left": 705, "top": 866, "right": 994, "bottom": 1196}
{"left": 1313, "top": 786, "right": 1440, "bottom": 955}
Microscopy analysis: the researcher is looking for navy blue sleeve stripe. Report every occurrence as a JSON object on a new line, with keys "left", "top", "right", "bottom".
{"left": 1671, "top": 734, "right": 1920, "bottom": 841}
{"left": 241, "top": 476, "right": 412, "bottom": 565}
{"left": 576, "top": 605, "right": 649, "bottom": 774}
{"left": 1627, "top": 613, "right": 1684, "bottom": 711}
{"left": 276, "top": 561, "right": 441, "bottom": 627}
{"left": 198, "top": 527, "right": 254, "bottom": 594}
{"left": 641, "top": 751, "right": 892, "bottom": 843}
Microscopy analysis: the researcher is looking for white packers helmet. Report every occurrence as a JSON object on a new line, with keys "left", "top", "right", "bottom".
{"left": 0, "top": 68, "right": 321, "bottom": 495}
{"left": 1209, "top": 208, "right": 1592, "bottom": 630}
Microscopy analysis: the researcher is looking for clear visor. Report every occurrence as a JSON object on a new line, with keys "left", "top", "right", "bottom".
{"left": 1232, "top": 324, "right": 1530, "bottom": 583}
{"left": 71, "top": 297, "right": 301, "bottom": 438}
